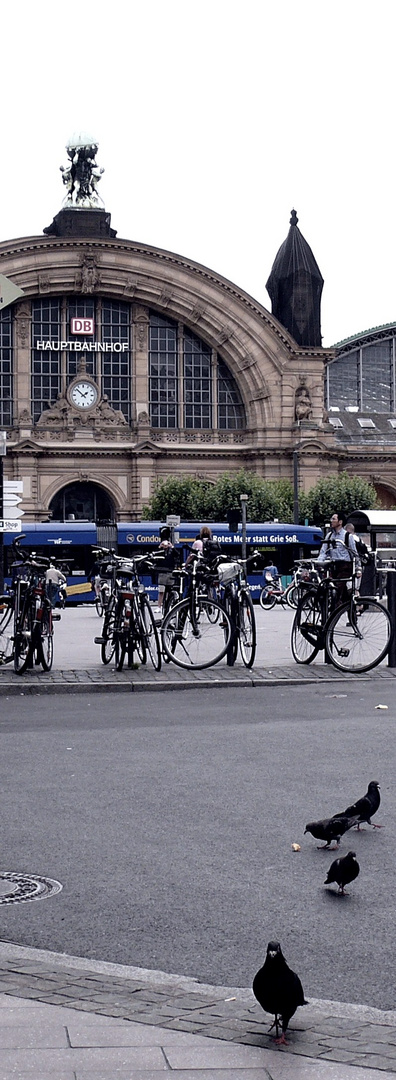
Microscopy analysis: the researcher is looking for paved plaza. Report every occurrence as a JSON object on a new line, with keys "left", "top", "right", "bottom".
{"left": 1, "top": 605, "right": 395, "bottom": 1076}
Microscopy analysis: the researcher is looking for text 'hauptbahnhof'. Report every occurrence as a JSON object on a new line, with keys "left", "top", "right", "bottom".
{"left": 1, "top": 133, "right": 395, "bottom": 526}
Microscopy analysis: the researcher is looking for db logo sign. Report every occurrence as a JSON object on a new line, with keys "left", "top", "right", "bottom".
{"left": 71, "top": 318, "right": 95, "bottom": 335}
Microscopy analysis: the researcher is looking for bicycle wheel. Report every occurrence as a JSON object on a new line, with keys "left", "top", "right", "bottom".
{"left": 139, "top": 596, "right": 161, "bottom": 670}
{"left": 0, "top": 598, "right": 14, "bottom": 664}
{"left": 115, "top": 628, "right": 128, "bottom": 671}
{"left": 259, "top": 588, "right": 276, "bottom": 610}
{"left": 161, "top": 597, "right": 232, "bottom": 669}
{"left": 95, "top": 595, "right": 104, "bottom": 618}
{"left": 291, "top": 590, "right": 323, "bottom": 664}
{"left": 238, "top": 591, "right": 256, "bottom": 668}
{"left": 14, "top": 604, "right": 34, "bottom": 674}
{"left": 206, "top": 585, "right": 220, "bottom": 623}
{"left": 326, "top": 598, "right": 392, "bottom": 673}
{"left": 285, "top": 584, "right": 300, "bottom": 609}
{"left": 39, "top": 608, "right": 54, "bottom": 671}
{"left": 100, "top": 601, "right": 117, "bottom": 664}
{"left": 222, "top": 590, "right": 238, "bottom": 666}
{"left": 0, "top": 596, "right": 13, "bottom": 634}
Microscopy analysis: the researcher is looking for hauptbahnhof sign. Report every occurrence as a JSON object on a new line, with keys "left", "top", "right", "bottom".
{"left": 36, "top": 341, "right": 128, "bottom": 352}
{"left": 35, "top": 316, "right": 128, "bottom": 352}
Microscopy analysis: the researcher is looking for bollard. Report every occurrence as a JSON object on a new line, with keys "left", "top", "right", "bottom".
{"left": 386, "top": 569, "right": 396, "bottom": 667}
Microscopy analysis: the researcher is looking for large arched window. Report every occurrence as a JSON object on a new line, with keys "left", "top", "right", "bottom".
{"left": 148, "top": 312, "right": 245, "bottom": 429}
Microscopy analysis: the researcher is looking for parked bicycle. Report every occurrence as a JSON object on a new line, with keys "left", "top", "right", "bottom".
{"left": 161, "top": 552, "right": 233, "bottom": 669}
{"left": 0, "top": 589, "right": 14, "bottom": 664}
{"left": 94, "top": 549, "right": 161, "bottom": 671}
{"left": 218, "top": 557, "right": 257, "bottom": 667}
{"left": 284, "top": 559, "right": 322, "bottom": 609}
{"left": 291, "top": 559, "right": 392, "bottom": 672}
{"left": 91, "top": 553, "right": 113, "bottom": 618}
{"left": 259, "top": 571, "right": 296, "bottom": 610}
{"left": 11, "top": 537, "right": 66, "bottom": 674}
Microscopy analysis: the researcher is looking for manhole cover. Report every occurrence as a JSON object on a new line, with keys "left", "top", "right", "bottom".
{"left": 0, "top": 873, "right": 63, "bottom": 905}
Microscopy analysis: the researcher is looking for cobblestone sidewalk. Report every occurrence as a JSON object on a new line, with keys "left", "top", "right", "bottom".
{"left": 0, "top": 950, "right": 396, "bottom": 1072}
{"left": 0, "top": 663, "right": 396, "bottom": 694}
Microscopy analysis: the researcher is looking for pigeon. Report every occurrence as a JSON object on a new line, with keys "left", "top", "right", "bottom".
{"left": 324, "top": 850, "right": 360, "bottom": 894}
{"left": 252, "top": 940, "right": 308, "bottom": 1044}
{"left": 304, "top": 814, "right": 357, "bottom": 849}
{"left": 341, "top": 780, "right": 382, "bottom": 829}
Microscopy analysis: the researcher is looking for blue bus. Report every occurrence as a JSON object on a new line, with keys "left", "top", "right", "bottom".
{"left": 4, "top": 520, "right": 323, "bottom": 602}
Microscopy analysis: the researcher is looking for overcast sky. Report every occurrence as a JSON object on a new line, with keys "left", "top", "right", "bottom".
{"left": 2, "top": 0, "right": 395, "bottom": 347}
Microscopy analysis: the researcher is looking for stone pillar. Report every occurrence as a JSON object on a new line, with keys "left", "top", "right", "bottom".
{"left": 133, "top": 305, "right": 149, "bottom": 427}
{"left": 14, "top": 300, "right": 32, "bottom": 434}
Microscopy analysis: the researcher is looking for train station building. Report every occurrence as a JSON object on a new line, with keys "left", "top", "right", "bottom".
{"left": 0, "top": 134, "right": 395, "bottom": 522}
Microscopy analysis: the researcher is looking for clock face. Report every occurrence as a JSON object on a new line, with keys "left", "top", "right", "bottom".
{"left": 70, "top": 381, "right": 98, "bottom": 409}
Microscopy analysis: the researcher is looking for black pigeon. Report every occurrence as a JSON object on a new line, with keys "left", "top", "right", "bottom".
{"left": 324, "top": 850, "right": 360, "bottom": 895}
{"left": 252, "top": 940, "right": 308, "bottom": 1044}
{"left": 341, "top": 780, "right": 382, "bottom": 829}
{"left": 304, "top": 814, "right": 357, "bottom": 849}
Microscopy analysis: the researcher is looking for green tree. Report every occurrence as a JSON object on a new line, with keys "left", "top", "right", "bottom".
{"left": 300, "top": 472, "right": 378, "bottom": 528}
{"left": 142, "top": 470, "right": 295, "bottom": 523}
{"left": 141, "top": 475, "right": 212, "bottom": 521}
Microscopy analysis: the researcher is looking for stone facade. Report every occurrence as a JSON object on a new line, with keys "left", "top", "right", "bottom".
{"left": 0, "top": 231, "right": 337, "bottom": 521}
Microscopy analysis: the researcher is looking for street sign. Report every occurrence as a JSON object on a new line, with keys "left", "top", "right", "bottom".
{"left": 3, "top": 480, "right": 24, "bottom": 520}
{"left": 166, "top": 515, "right": 181, "bottom": 527}
{"left": 0, "top": 274, "right": 24, "bottom": 312}
{"left": 0, "top": 520, "right": 22, "bottom": 532}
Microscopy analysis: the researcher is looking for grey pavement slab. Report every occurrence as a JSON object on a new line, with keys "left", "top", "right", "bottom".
{"left": 0, "top": 948, "right": 396, "bottom": 1076}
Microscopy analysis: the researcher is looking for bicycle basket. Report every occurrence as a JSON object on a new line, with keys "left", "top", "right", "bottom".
{"left": 216, "top": 561, "right": 240, "bottom": 584}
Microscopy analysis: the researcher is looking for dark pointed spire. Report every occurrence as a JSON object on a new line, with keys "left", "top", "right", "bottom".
{"left": 266, "top": 210, "right": 323, "bottom": 347}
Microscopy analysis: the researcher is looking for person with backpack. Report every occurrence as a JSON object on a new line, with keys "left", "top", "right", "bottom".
{"left": 317, "top": 511, "right": 361, "bottom": 601}
{"left": 345, "top": 522, "right": 370, "bottom": 562}
{"left": 155, "top": 526, "right": 176, "bottom": 614}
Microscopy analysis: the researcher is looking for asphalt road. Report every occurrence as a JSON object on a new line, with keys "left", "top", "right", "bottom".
{"left": 1, "top": 681, "right": 395, "bottom": 1010}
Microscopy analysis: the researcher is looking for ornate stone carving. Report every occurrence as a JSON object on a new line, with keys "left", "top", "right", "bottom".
{"left": 295, "top": 384, "right": 313, "bottom": 422}
{"left": 190, "top": 304, "right": 206, "bottom": 324}
{"left": 15, "top": 302, "right": 31, "bottom": 346}
{"left": 135, "top": 317, "right": 147, "bottom": 351}
{"left": 18, "top": 408, "right": 33, "bottom": 425}
{"left": 38, "top": 273, "right": 50, "bottom": 294}
{"left": 123, "top": 277, "right": 138, "bottom": 296}
{"left": 35, "top": 392, "right": 127, "bottom": 432}
{"left": 36, "top": 395, "right": 71, "bottom": 427}
{"left": 75, "top": 252, "right": 101, "bottom": 294}
{"left": 218, "top": 324, "right": 233, "bottom": 344}
{"left": 158, "top": 289, "right": 173, "bottom": 308}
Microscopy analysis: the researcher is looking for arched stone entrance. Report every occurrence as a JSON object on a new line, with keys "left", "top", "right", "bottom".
{"left": 49, "top": 482, "right": 115, "bottom": 522}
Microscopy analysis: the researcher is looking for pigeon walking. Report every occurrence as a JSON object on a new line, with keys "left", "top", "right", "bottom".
{"left": 324, "top": 851, "right": 360, "bottom": 894}
{"left": 252, "top": 941, "right": 308, "bottom": 1044}
{"left": 304, "top": 813, "right": 357, "bottom": 849}
{"left": 341, "top": 780, "right": 382, "bottom": 829}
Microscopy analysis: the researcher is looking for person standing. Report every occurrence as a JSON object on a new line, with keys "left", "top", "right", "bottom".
{"left": 317, "top": 511, "right": 361, "bottom": 600}
{"left": 155, "top": 526, "right": 175, "bottom": 614}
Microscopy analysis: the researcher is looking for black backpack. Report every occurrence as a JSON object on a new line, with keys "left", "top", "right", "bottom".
{"left": 202, "top": 538, "right": 222, "bottom": 564}
{"left": 344, "top": 531, "right": 369, "bottom": 564}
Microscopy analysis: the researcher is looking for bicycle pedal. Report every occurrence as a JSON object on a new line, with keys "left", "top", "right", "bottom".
{"left": 94, "top": 636, "right": 105, "bottom": 644}
{"left": 339, "top": 648, "right": 350, "bottom": 657}
{"left": 52, "top": 612, "right": 61, "bottom": 621}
